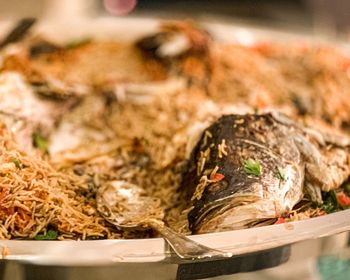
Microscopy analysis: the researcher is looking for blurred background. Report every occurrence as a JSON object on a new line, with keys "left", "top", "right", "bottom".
{"left": 0, "top": 1, "right": 349, "bottom": 279}
{"left": 0, "top": 0, "right": 350, "bottom": 38}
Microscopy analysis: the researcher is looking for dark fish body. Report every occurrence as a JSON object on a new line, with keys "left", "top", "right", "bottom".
{"left": 182, "top": 113, "right": 350, "bottom": 233}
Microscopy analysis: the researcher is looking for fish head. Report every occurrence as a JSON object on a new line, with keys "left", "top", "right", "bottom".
{"left": 187, "top": 160, "right": 304, "bottom": 233}
{"left": 183, "top": 114, "right": 305, "bottom": 233}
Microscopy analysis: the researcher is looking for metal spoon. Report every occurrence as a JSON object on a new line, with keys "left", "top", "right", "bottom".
{"left": 96, "top": 180, "right": 232, "bottom": 260}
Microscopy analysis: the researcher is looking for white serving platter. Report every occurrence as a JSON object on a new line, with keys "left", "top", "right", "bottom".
{"left": 0, "top": 209, "right": 349, "bottom": 265}
{"left": 0, "top": 16, "right": 349, "bottom": 267}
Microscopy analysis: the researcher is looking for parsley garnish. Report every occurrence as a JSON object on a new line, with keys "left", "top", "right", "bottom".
{"left": 320, "top": 191, "right": 340, "bottom": 214}
{"left": 11, "top": 157, "right": 22, "bottom": 169}
{"left": 277, "top": 167, "right": 285, "bottom": 181}
{"left": 34, "top": 230, "right": 58, "bottom": 240}
{"left": 32, "top": 132, "right": 49, "bottom": 154}
{"left": 243, "top": 159, "right": 261, "bottom": 176}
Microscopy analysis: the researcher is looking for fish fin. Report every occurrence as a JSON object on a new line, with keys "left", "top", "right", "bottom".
{"left": 304, "top": 127, "right": 350, "bottom": 148}
{"left": 317, "top": 131, "right": 350, "bottom": 148}
{"left": 269, "top": 111, "right": 295, "bottom": 126}
{"left": 303, "top": 128, "right": 326, "bottom": 146}
{"left": 305, "top": 161, "right": 346, "bottom": 192}
{"left": 292, "top": 134, "right": 322, "bottom": 164}
{"left": 304, "top": 183, "right": 323, "bottom": 205}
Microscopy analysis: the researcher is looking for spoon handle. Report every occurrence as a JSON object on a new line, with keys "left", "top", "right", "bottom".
{"left": 149, "top": 220, "right": 232, "bottom": 260}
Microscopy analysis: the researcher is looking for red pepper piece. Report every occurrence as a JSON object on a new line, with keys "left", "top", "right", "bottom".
{"left": 212, "top": 173, "right": 225, "bottom": 182}
{"left": 275, "top": 217, "right": 285, "bottom": 224}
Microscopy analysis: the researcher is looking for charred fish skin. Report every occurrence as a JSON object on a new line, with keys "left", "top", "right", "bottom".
{"left": 182, "top": 113, "right": 350, "bottom": 234}
{"left": 183, "top": 113, "right": 304, "bottom": 233}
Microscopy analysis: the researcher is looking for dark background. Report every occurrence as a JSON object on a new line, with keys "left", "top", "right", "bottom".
{"left": 99, "top": 0, "right": 350, "bottom": 37}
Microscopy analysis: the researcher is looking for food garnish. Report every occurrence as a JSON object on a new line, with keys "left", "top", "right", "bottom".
{"left": 212, "top": 173, "right": 225, "bottom": 182}
{"left": 276, "top": 167, "right": 285, "bottom": 181}
{"left": 11, "top": 157, "right": 22, "bottom": 169}
{"left": 336, "top": 192, "right": 350, "bottom": 208}
{"left": 274, "top": 217, "right": 285, "bottom": 224}
{"left": 243, "top": 159, "right": 261, "bottom": 177}
{"left": 32, "top": 132, "right": 49, "bottom": 154}
{"left": 34, "top": 230, "right": 58, "bottom": 240}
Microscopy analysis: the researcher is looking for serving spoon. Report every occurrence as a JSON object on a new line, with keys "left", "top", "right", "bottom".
{"left": 96, "top": 180, "right": 232, "bottom": 260}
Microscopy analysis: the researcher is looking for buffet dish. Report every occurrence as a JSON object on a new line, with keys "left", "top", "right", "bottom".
{"left": 0, "top": 17, "right": 349, "bottom": 264}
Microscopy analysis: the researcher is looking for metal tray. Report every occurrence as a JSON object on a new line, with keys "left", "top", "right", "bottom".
{"left": 0, "top": 17, "right": 349, "bottom": 272}
{"left": 0, "top": 209, "right": 349, "bottom": 265}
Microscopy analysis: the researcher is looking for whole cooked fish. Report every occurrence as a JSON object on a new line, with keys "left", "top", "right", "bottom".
{"left": 0, "top": 72, "right": 80, "bottom": 152}
{"left": 182, "top": 113, "right": 350, "bottom": 233}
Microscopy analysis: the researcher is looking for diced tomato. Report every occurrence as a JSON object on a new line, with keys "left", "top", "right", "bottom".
{"left": 336, "top": 192, "right": 350, "bottom": 207}
{"left": 275, "top": 217, "right": 285, "bottom": 224}
{"left": 212, "top": 173, "right": 225, "bottom": 182}
{"left": 318, "top": 211, "right": 326, "bottom": 216}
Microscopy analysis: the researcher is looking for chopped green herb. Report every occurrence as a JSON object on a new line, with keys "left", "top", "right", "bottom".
{"left": 11, "top": 157, "right": 22, "bottom": 169}
{"left": 243, "top": 159, "right": 261, "bottom": 177}
{"left": 65, "top": 38, "right": 92, "bottom": 49}
{"left": 276, "top": 167, "right": 285, "bottom": 181}
{"left": 34, "top": 230, "right": 58, "bottom": 240}
{"left": 320, "top": 191, "right": 340, "bottom": 214}
{"left": 32, "top": 132, "right": 49, "bottom": 154}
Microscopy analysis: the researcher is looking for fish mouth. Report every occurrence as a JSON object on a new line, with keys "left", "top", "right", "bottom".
{"left": 190, "top": 196, "right": 278, "bottom": 233}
